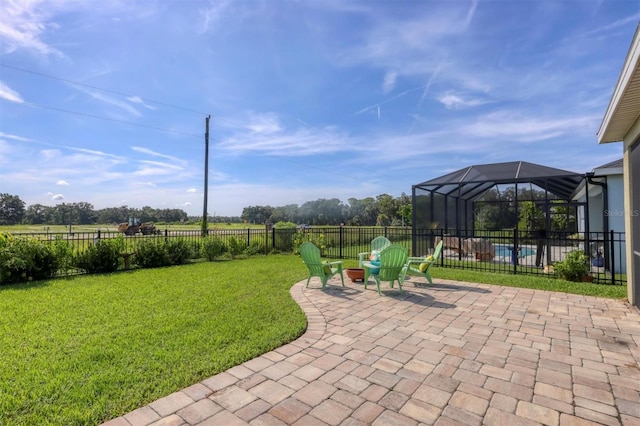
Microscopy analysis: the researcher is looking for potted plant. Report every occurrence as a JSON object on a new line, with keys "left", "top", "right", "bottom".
{"left": 554, "top": 249, "right": 590, "bottom": 282}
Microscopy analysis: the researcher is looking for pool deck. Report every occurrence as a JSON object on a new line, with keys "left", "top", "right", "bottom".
{"left": 103, "top": 276, "right": 640, "bottom": 425}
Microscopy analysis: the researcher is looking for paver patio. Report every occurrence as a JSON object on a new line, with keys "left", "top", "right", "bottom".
{"left": 103, "top": 276, "right": 640, "bottom": 426}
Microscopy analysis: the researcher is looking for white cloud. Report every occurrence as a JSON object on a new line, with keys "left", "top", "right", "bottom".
{"left": 198, "top": 0, "right": 232, "bottom": 34}
{"left": 52, "top": 193, "right": 64, "bottom": 200}
{"left": 218, "top": 124, "right": 354, "bottom": 157}
{"left": 0, "top": 131, "right": 31, "bottom": 141}
{"left": 438, "top": 93, "right": 489, "bottom": 109}
{"left": 382, "top": 71, "right": 397, "bottom": 94}
{"left": 77, "top": 88, "right": 142, "bottom": 117}
{"left": 65, "top": 147, "right": 125, "bottom": 161}
{"left": 127, "top": 96, "right": 156, "bottom": 110}
{"left": 138, "top": 160, "right": 183, "bottom": 171}
{"left": 246, "top": 112, "right": 282, "bottom": 134}
{"left": 0, "top": 81, "right": 24, "bottom": 103}
{"left": 132, "top": 146, "right": 185, "bottom": 164}
{"left": 56, "top": 180, "right": 69, "bottom": 186}
{"left": 460, "top": 111, "right": 600, "bottom": 142}
{"left": 187, "top": 188, "right": 197, "bottom": 193}
{"left": 41, "top": 149, "right": 60, "bottom": 160}
{"left": 0, "top": 0, "right": 65, "bottom": 57}
{"left": 585, "top": 13, "right": 640, "bottom": 37}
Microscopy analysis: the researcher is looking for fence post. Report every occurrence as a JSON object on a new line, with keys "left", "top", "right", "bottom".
{"left": 513, "top": 228, "right": 519, "bottom": 275}
{"left": 440, "top": 228, "right": 445, "bottom": 267}
{"left": 339, "top": 225, "right": 344, "bottom": 259}
{"left": 610, "top": 229, "right": 616, "bottom": 286}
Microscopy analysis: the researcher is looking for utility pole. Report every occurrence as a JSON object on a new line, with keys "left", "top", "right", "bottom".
{"left": 202, "top": 115, "right": 210, "bottom": 237}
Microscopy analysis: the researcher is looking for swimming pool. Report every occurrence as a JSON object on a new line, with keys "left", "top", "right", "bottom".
{"left": 494, "top": 244, "right": 536, "bottom": 258}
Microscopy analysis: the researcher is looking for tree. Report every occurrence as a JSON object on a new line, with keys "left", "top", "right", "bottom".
{"left": 0, "top": 193, "right": 26, "bottom": 225}
{"left": 241, "top": 205, "right": 274, "bottom": 224}
{"left": 270, "top": 204, "right": 299, "bottom": 223}
{"left": 70, "top": 202, "right": 97, "bottom": 225}
{"left": 518, "top": 201, "right": 545, "bottom": 232}
{"left": 24, "top": 204, "right": 52, "bottom": 225}
{"left": 95, "top": 206, "right": 130, "bottom": 224}
{"left": 397, "top": 193, "right": 412, "bottom": 226}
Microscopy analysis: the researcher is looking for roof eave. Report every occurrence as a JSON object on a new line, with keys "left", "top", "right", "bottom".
{"left": 597, "top": 23, "right": 640, "bottom": 144}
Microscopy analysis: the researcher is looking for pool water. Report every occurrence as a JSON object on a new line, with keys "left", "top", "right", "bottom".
{"left": 494, "top": 244, "right": 536, "bottom": 258}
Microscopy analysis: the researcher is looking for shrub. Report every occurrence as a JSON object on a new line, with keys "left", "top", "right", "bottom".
{"left": 0, "top": 234, "right": 60, "bottom": 284}
{"left": 52, "top": 236, "right": 75, "bottom": 274}
{"left": 74, "top": 239, "right": 122, "bottom": 274}
{"left": 227, "top": 236, "right": 246, "bottom": 258}
{"left": 293, "top": 231, "right": 327, "bottom": 255}
{"left": 245, "top": 240, "right": 266, "bottom": 256}
{"left": 134, "top": 239, "right": 171, "bottom": 268}
{"left": 554, "top": 249, "right": 590, "bottom": 282}
{"left": 166, "top": 238, "right": 192, "bottom": 265}
{"left": 201, "top": 237, "right": 227, "bottom": 260}
{"left": 273, "top": 225, "right": 295, "bottom": 252}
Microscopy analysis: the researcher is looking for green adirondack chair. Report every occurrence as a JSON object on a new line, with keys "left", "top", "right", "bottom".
{"left": 358, "top": 236, "right": 392, "bottom": 267}
{"left": 362, "top": 244, "right": 408, "bottom": 295}
{"left": 299, "top": 242, "right": 345, "bottom": 289}
{"left": 404, "top": 240, "right": 443, "bottom": 285}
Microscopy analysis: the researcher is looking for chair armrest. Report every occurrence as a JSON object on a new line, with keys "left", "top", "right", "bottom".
{"left": 406, "top": 257, "right": 429, "bottom": 266}
{"left": 358, "top": 252, "right": 371, "bottom": 268}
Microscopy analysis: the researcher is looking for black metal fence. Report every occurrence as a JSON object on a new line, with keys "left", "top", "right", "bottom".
{"left": 7, "top": 226, "right": 626, "bottom": 285}
{"left": 411, "top": 228, "right": 627, "bottom": 286}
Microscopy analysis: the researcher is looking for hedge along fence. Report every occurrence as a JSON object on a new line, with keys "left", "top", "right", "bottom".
{"left": 1, "top": 226, "right": 627, "bottom": 286}
{"left": 0, "top": 226, "right": 407, "bottom": 284}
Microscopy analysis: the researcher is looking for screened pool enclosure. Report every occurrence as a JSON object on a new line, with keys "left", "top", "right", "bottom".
{"left": 409, "top": 161, "right": 619, "bottom": 276}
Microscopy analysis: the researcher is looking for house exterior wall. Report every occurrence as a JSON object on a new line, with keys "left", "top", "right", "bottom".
{"left": 605, "top": 175, "right": 627, "bottom": 234}
{"left": 622, "top": 121, "right": 640, "bottom": 306}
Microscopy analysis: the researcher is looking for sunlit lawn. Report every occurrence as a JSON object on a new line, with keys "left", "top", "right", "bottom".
{"left": 0, "top": 256, "right": 308, "bottom": 425}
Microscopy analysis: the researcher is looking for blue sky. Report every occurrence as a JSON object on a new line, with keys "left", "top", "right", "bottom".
{"left": 0, "top": 1, "right": 638, "bottom": 217}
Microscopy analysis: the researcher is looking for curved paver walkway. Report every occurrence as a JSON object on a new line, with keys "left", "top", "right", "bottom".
{"left": 104, "top": 276, "right": 640, "bottom": 426}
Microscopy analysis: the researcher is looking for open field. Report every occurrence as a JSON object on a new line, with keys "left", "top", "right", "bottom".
{"left": 0, "top": 223, "right": 266, "bottom": 234}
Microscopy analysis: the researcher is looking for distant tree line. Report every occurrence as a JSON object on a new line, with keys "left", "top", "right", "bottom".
{"left": 0, "top": 193, "right": 189, "bottom": 226}
{"left": 0, "top": 189, "right": 575, "bottom": 231}
{"left": 240, "top": 193, "right": 413, "bottom": 226}
{"left": 0, "top": 192, "right": 413, "bottom": 227}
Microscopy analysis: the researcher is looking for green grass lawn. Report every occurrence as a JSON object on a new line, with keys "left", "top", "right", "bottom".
{"left": 0, "top": 256, "right": 308, "bottom": 425}
{"left": 0, "top": 254, "right": 627, "bottom": 425}
{"left": 432, "top": 267, "right": 627, "bottom": 299}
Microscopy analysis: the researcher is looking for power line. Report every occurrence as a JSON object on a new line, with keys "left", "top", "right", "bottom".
{"left": 0, "top": 63, "right": 210, "bottom": 116}
{"left": 1, "top": 63, "right": 262, "bottom": 132}
{"left": 3, "top": 99, "right": 202, "bottom": 137}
